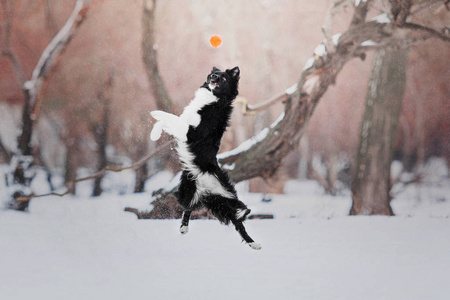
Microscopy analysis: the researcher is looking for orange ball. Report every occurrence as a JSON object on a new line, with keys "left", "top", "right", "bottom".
{"left": 209, "top": 35, "right": 222, "bottom": 48}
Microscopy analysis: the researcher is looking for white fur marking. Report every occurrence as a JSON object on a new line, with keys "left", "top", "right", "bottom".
{"left": 191, "top": 172, "right": 235, "bottom": 206}
{"left": 150, "top": 88, "right": 217, "bottom": 141}
{"left": 180, "top": 88, "right": 218, "bottom": 127}
{"left": 176, "top": 141, "right": 199, "bottom": 177}
{"left": 180, "top": 225, "right": 189, "bottom": 234}
{"left": 236, "top": 209, "right": 248, "bottom": 220}
{"left": 150, "top": 110, "right": 189, "bottom": 141}
{"left": 249, "top": 242, "right": 262, "bottom": 250}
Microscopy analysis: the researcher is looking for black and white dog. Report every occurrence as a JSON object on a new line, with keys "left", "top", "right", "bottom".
{"left": 150, "top": 67, "right": 261, "bottom": 250}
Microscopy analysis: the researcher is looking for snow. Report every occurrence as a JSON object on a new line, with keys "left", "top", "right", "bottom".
{"left": 285, "top": 83, "right": 298, "bottom": 95}
{"left": 218, "top": 112, "right": 285, "bottom": 161}
{"left": 23, "top": 80, "right": 34, "bottom": 91}
{"left": 355, "top": 0, "right": 367, "bottom": 7}
{"left": 302, "top": 74, "right": 320, "bottom": 95}
{"left": 361, "top": 40, "right": 377, "bottom": 46}
{"left": 29, "top": 0, "right": 85, "bottom": 85}
{"left": 303, "top": 57, "right": 315, "bottom": 70}
{"left": 371, "top": 13, "right": 391, "bottom": 24}
{"left": 270, "top": 111, "right": 285, "bottom": 128}
{"left": 1, "top": 162, "right": 450, "bottom": 300}
{"left": 314, "top": 43, "right": 327, "bottom": 57}
{"left": 217, "top": 128, "right": 270, "bottom": 159}
{"left": 332, "top": 32, "right": 342, "bottom": 46}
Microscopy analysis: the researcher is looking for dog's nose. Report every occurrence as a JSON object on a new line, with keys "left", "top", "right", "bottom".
{"left": 211, "top": 74, "right": 219, "bottom": 81}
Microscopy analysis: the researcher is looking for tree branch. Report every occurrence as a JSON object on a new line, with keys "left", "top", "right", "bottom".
{"left": 410, "top": 0, "right": 445, "bottom": 15}
{"left": 15, "top": 140, "right": 173, "bottom": 202}
{"left": 233, "top": 84, "right": 296, "bottom": 115}
{"left": 25, "top": 0, "right": 92, "bottom": 119}
{"left": 142, "top": 0, "right": 175, "bottom": 113}
{"left": 17, "top": 0, "right": 93, "bottom": 156}
{"left": 401, "top": 22, "right": 450, "bottom": 43}
{"left": 351, "top": 0, "right": 371, "bottom": 27}
{"left": 0, "top": 0, "right": 26, "bottom": 85}
{"left": 218, "top": 3, "right": 441, "bottom": 184}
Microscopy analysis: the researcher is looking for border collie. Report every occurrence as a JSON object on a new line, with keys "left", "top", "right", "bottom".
{"left": 150, "top": 66, "right": 261, "bottom": 250}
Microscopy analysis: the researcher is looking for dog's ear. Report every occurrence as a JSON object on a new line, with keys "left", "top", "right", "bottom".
{"left": 227, "top": 67, "right": 240, "bottom": 80}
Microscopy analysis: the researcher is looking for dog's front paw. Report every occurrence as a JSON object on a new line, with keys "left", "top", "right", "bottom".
{"left": 150, "top": 121, "right": 163, "bottom": 141}
{"left": 150, "top": 110, "right": 170, "bottom": 121}
{"left": 248, "top": 242, "right": 262, "bottom": 250}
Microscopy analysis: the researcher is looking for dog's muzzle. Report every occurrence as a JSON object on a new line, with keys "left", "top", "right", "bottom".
{"left": 209, "top": 74, "right": 221, "bottom": 89}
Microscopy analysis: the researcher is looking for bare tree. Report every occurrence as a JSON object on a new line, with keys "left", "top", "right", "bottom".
{"left": 17, "top": 0, "right": 92, "bottom": 158}
{"left": 0, "top": 137, "right": 12, "bottom": 162}
{"left": 140, "top": 0, "right": 177, "bottom": 191}
{"left": 1, "top": 0, "right": 94, "bottom": 209}
{"left": 350, "top": 47, "right": 408, "bottom": 215}
{"left": 63, "top": 135, "right": 79, "bottom": 195}
{"left": 219, "top": 0, "right": 449, "bottom": 184}
{"left": 88, "top": 71, "right": 114, "bottom": 197}
{"left": 119, "top": 0, "right": 450, "bottom": 218}
{"left": 12, "top": 0, "right": 450, "bottom": 216}
{"left": 91, "top": 100, "right": 111, "bottom": 197}
{"left": 142, "top": 0, "right": 174, "bottom": 113}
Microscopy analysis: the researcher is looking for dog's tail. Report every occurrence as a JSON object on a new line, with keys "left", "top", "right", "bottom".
{"left": 204, "top": 195, "right": 250, "bottom": 225}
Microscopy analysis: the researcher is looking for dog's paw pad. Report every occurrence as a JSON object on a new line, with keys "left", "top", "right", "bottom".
{"left": 248, "top": 242, "right": 262, "bottom": 250}
{"left": 180, "top": 225, "right": 189, "bottom": 234}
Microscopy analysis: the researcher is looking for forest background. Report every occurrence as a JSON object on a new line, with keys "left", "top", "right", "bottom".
{"left": 0, "top": 0, "right": 448, "bottom": 204}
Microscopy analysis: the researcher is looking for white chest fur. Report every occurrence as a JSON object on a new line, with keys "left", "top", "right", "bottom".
{"left": 180, "top": 88, "right": 218, "bottom": 128}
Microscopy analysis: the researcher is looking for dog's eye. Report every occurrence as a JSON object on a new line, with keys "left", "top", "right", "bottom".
{"left": 222, "top": 77, "right": 227, "bottom": 82}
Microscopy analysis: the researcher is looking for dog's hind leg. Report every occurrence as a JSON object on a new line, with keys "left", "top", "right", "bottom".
{"left": 204, "top": 194, "right": 262, "bottom": 250}
{"left": 180, "top": 210, "right": 191, "bottom": 234}
{"left": 233, "top": 220, "right": 262, "bottom": 250}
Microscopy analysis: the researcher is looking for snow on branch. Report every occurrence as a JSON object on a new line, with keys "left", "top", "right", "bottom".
{"left": 401, "top": 22, "right": 450, "bottom": 43}
{"left": 25, "top": 0, "right": 92, "bottom": 117}
{"left": 371, "top": 13, "right": 391, "bottom": 24}
{"left": 217, "top": 0, "right": 447, "bottom": 183}
{"left": 15, "top": 140, "right": 173, "bottom": 202}
{"left": 355, "top": 0, "right": 367, "bottom": 7}
{"left": 234, "top": 83, "right": 297, "bottom": 115}
{"left": 218, "top": 113, "right": 285, "bottom": 162}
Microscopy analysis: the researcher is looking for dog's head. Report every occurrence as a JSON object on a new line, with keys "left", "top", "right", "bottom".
{"left": 205, "top": 66, "right": 240, "bottom": 100}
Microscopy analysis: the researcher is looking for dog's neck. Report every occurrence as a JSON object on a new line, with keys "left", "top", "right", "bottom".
{"left": 179, "top": 87, "right": 218, "bottom": 127}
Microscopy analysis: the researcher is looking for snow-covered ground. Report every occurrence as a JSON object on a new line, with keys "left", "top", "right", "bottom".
{"left": 1, "top": 160, "right": 449, "bottom": 300}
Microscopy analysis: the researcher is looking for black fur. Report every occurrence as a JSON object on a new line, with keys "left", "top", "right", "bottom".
{"left": 174, "top": 67, "right": 260, "bottom": 249}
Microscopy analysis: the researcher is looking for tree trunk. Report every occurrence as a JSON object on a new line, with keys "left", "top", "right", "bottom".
{"left": 64, "top": 139, "right": 78, "bottom": 195}
{"left": 216, "top": 0, "right": 445, "bottom": 185}
{"left": 0, "top": 136, "right": 12, "bottom": 163}
{"left": 91, "top": 103, "right": 110, "bottom": 197}
{"left": 4, "top": 0, "right": 92, "bottom": 209}
{"left": 350, "top": 47, "right": 408, "bottom": 215}
{"left": 142, "top": 0, "right": 173, "bottom": 113}
{"left": 134, "top": 162, "right": 148, "bottom": 193}
{"left": 17, "top": 91, "right": 34, "bottom": 157}
{"left": 134, "top": 136, "right": 149, "bottom": 193}
{"left": 141, "top": 0, "right": 179, "bottom": 177}
{"left": 16, "top": 0, "right": 91, "bottom": 159}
